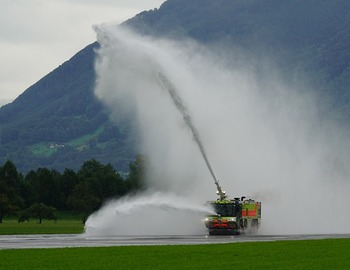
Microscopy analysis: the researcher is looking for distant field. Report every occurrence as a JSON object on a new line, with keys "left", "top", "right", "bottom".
{"left": 28, "top": 126, "right": 104, "bottom": 157}
{"left": 67, "top": 126, "right": 104, "bottom": 148}
{"left": 0, "top": 239, "right": 349, "bottom": 269}
{"left": 0, "top": 214, "right": 84, "bottom": 235}
{"left": 29, "top": 142, "right": 58, "bottom": 157}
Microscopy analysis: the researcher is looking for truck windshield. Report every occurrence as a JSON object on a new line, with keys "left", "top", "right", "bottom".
{"left": 212, "top": 203, "right": 236, "bottom": 217}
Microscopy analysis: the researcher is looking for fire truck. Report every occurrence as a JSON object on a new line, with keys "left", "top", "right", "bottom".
{"left": 204, "top": 190, "right": 261, "bottom": 235}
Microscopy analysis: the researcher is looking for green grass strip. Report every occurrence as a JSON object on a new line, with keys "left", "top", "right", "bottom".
{"left": 0, "top": 239, "right": 350, "bottom": 269}
{"left": 0, "top": 219, "right": 84, "bottom": 235}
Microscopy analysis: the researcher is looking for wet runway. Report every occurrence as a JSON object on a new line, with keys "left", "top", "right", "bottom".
{"left": 1, "top": 233, "right": 350, "bottom": 250}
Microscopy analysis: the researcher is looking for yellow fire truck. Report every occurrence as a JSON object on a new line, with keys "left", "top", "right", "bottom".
{"left": 204, "top": 196, "right": 261, "bottom": 235}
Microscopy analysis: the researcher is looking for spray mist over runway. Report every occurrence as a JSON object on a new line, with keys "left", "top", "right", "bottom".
{"left": 85, "top": 192, "right": 214, "bottom": 236}
{"left": 87, "top": 24, "right": 350, "bottom": 235}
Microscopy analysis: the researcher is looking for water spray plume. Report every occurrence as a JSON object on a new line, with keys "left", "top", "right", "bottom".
{"left": 91, "top": 25, "right": 350, "bottom": 235}
{"left": 85, "top": 192, "right": 215, "bottom": 236}
{"left": 157, "top": 72, "right": 226, "bottom": 200}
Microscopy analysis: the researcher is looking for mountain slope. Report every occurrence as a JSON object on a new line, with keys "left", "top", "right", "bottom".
{"left": 0, "top": 43, "right": 137, "bottom": 173}
{"left": 1, "top": 0, "right": 350, "bottom": 172}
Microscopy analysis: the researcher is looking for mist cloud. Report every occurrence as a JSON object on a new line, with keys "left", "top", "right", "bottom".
{"left": 85, "top": 191, "right": 214, "bottom": 236}
{"left": 91, "top": 24, "right": 350, "bottom": 235}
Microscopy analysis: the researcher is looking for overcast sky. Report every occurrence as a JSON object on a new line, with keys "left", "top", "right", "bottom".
{"left": 0, "top": 0, "right": 165, "bottom": 104}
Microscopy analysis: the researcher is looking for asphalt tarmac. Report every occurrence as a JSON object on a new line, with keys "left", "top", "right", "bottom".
{"left": 1, "top": 233, "right": 350, "bottom": 250}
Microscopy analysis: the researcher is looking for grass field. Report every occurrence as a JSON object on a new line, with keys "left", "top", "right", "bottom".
{"left": 0, "top": 213, "right": 84, "bottom": 235}
{"left": 0, "top": 238, "right": 349, "bottom": 269}
{"left": 28, "top": 127, "right": 104, "bottom": 157}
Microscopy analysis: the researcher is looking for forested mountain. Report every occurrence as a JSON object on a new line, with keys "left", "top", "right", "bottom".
{"left": 1, "top": 0, "right": 350, "bottom": 173}
{"left": 0, "top": 44, "right": 137, "bottom": 173}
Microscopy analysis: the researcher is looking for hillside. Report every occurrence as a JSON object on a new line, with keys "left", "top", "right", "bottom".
{"left": 0, "top": 43, "right": 137, "bottom": 173}
{"left": 1, "top": 0, "right": 350, "bottom": 172}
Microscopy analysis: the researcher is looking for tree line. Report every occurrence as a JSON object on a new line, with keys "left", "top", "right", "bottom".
{"left": 0, "top": 155, "right": 145, "bottom": 223}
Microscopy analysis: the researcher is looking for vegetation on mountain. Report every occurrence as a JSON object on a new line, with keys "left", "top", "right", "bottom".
{"left": 0, "top": 43, "right": 137, "bottom": 173}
